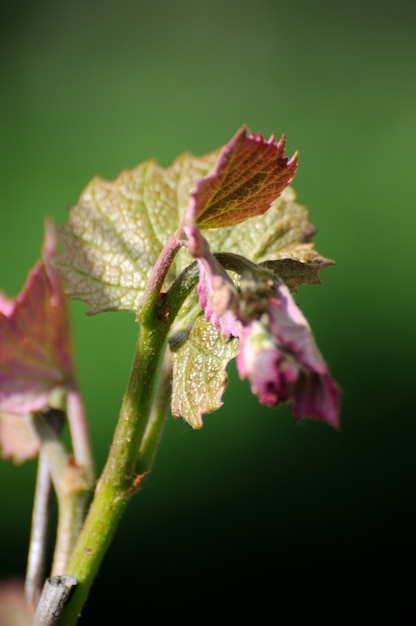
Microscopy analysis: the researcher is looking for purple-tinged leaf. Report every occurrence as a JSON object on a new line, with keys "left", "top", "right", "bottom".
{"left": 186, "top": 126, "right": 298, "bottom": 229}
{"left": 0, "top": 413, "right": 39, "bottom": 463}
{"left": 0, "top": 293, "right": 14, "bottom": 317}
{"left": 0, "top": 221, "right": 75, "bottom": 415}
{"left": 237, "top": 282, "right": 340, "bottom": 427}
{"left": 196, "top": 258, "right": 242, "bottom": 338}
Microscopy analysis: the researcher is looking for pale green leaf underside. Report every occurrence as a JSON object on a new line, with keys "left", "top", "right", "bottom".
{"left": 170, "top": 316, "right": 239, "bottom": 428}
{"left": 204, "top": 187, "right": 330, "bottom": 267}
{"left": 57, "top": 144, "right": 328, "bottom": 316}
{"left": 57, "top": 152, "right": 219, "bottom": 314}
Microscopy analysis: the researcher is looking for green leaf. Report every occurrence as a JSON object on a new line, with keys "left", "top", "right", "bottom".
{"left": 56, "top": 132, "right": 328, "bottom": 315}
{"left": 57, "top": 153, "right": 218, "bottom": 314}
{"left": 189, "top": 126, "right": 298, "bottom": 228}
{"left": 55, "top": 130, "right": 333, "bottom": 427}
{"left": 170, "top": 316, "right": 238, "bottom": 428}
{"left": 203, "top": 186, "right": 333, "bottom": 290}
{"left": 260, "top": 258, "right": 333, "bottom": 293}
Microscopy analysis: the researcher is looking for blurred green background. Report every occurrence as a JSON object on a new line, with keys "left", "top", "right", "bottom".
{"left": 1, "top": 0, "right": 415, "bottom": 620}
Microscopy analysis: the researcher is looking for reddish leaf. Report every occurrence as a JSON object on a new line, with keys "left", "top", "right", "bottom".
{"left": 237, "top": 282, "right": 340, "bottom": 427}
{"left": 0, "top": 222, "right": 74, "bottom": 415}
{"left": 0, "top": 413, "right": 39, "bottom": 462}
{"left": 187, "top": 126, "right": 298, "bottom": 229}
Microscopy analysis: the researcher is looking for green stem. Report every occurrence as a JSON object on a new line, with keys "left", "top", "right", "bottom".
{"left": 51, "top": 235, "right": 197, "bottom": 624}
{"left": 25, "top": 447, "right": 52, "bottom": 608}
{"left": 30, "top": 413, "right": 92, "bottom": 579}
{"left": 25, "top": 410, "right": 65, "bottom": 607}
{"left": 51, "top": 487, "right": 91, "bottom": 578}
{"left": 66, "top": 388, "right": 95, "bottom": 485}
{"left": 58, "top": 321, "right": 170, "bottom": 626}
{"left": 136, "top": 348, "right": 173, "bottom": 474}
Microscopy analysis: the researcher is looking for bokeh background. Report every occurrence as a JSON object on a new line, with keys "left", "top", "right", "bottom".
{"left": 1, "top": 0, "right": 415, "bottom": 620}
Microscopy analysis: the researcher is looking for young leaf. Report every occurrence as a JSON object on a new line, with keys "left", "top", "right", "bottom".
{"left": 185, "top": 126, "right": 298, "bottom": 229}
{"left": 56, "top": 128, "right": 333, "bottom": 317}
{"left": 0, "top": 221, "right": 74, "bottom": 415}
{"left": 168, "top": 185, "right": 333, "bottom": 426}
{"left": 259, "top": 258, "right": 331, "bottom": 293}
{"left": 203, "top": 187, "right": 333, "bottom": 291}
{"left": 0, "top": 413, "right": 39, "bottom": 463}
{"left": 170, "top": 316, "right": 238, "bottom": 428}
{"left": 236, "top": 281, "right": 340, "bottom": 427}
{"left": 57, "top": 153, "right": 218, "bottom": 314}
